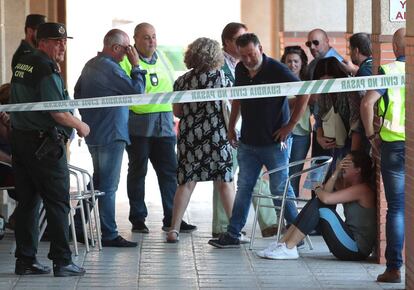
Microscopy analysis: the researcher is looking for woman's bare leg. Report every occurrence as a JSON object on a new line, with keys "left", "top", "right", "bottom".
{"left": 280, "top": 224, "right": 305, "bottom": 248}
{"left": 214, "top": 180, "right": 235, "bottom": 218}
{"left": 167, "top": 181, "right": 197, "bottom": 240}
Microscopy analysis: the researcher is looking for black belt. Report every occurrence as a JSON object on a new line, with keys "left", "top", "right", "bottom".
{"left": 12, "top": 128, "right": 46, "bottom": 138}
{"left": 13, "top": 128, "right": 68, "bottom": 142}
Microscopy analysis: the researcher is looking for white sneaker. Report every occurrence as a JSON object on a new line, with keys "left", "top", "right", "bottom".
{"left": 255, "top": 241, "right": 282, "bottom": 258}
{"left": 264, "top": 242, "right": 299, "bottom": 260}
{"left": 239, "top": 232, "right": 250, "bottom": 244}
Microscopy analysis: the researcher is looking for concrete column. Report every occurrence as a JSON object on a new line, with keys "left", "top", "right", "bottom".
{"left": 371, "top": 0, "right": 405, "bottom": 265}
{"left": 241, "top": 0, "right": 282, "bottom": 58}
{"left": 347, "top": 0, "right": 372, "bottom": 34}
{"left": 405, "top": 1, "right": 413, "bottom": 288}
{"left": 0, "top": 0, "right": 29, "bottom": 83}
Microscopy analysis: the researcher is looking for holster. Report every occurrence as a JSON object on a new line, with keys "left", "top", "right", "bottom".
{"left": 34, "top": 127, "right": 64, "bottom": 160}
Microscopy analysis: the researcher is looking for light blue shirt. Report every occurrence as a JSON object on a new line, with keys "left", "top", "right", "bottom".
{"left": 74, "top": 52, "right": 146, "bottom": 146}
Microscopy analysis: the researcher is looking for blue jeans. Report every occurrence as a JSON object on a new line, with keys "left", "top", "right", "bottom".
{"left": 126, "top": 136, "right": 177, "bottom": 226}
{"left": 381, "top": 141, "right": 405, "bottom": 270}
{"left": 88, "top": 141, "right": 126, "bottom": 241}
{"left": 289, "top": 134, "right": 310, "bottom": 197}
{"left": 227, "top": 140, "right": 298, "bottom": 237}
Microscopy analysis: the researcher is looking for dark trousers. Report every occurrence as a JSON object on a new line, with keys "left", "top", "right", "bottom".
{"left": 294, "top": 198, "right": 367, "bottom": 261}
{"left": 126, "top": 136, "right": 177, "bottom": 226}
{"left": 11, "top": 130, "right": 72, "bottom": 264}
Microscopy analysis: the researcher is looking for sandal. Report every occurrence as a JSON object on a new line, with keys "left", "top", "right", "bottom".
{"left": 166, "top": 229, "right": 180, "bottom": 243}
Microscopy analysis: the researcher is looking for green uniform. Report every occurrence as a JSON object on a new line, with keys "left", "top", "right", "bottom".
{"left": 10, "top": 50, "right": 73, "bottom": 264}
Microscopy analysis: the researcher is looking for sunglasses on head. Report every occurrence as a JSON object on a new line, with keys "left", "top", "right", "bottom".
{"left": 284, "top": 45, "right": 302, "bottom": 52}
{"left": 305, "top": 40, "right": 319, "bottom": 47}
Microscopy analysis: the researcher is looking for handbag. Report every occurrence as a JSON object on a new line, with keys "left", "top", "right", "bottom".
{"left": 321, "top": 95, "right": 347, "bottom": 148}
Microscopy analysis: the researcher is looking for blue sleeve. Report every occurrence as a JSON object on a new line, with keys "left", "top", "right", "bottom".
{"left": 376, "top": 66, "right": 386, "bottom": 96}
{"left": 111, "top": 64, "right": 146, "bottom": 95}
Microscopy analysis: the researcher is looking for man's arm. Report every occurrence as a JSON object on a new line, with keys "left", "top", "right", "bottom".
{"left": 50, "top": 112, "right": 90, "bottom": 137}
{"left": 228, "top": 100, "right": 241, "bottom": 148}
{"left": 274, "top": 94, "right": 309, "bottom": 142}
{"left": 360, "top": 90, "right": 382, "bottom": 137}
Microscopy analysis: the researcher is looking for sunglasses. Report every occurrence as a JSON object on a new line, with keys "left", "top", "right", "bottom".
{"left": 305, "top": 40, "right": 319, "bottom": 48}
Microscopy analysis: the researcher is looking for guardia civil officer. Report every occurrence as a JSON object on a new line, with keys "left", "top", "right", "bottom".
{"left": 10, "top": 22, "right": 89, "bottom": 277}
{"left": 11, "top": 14, "right": 46, "bottom": 70}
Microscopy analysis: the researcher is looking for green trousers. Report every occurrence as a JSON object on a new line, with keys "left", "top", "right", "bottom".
{"left": 212, "top": 149, "right": 277, "bottom": 235}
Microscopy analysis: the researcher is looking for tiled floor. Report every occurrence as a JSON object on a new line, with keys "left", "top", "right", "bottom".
{"left": 0, "top": 145, "right": 406, "bottom": 289}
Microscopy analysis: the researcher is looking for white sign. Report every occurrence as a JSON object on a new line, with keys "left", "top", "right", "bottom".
{"left": 390, "top": 0, "right": 406, "bottom": 21}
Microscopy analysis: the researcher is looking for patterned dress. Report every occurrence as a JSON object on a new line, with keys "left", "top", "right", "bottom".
{"left": 174, "top": 69, "right": 233, "bottom": 185}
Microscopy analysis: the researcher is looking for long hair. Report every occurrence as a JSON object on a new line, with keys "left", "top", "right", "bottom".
{"left": 349, "top": 150, "right": 375, "bottom": 187}
{"left": 313, "top": 57, "right": 348, "bottom": 80}
{"left": 281, "top": 46, "right": 308, "bottom": 80}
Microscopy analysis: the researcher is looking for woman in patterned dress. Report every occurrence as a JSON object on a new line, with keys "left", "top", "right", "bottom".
{"left": 166, "top": 37, "right": 235, "bottom": 243}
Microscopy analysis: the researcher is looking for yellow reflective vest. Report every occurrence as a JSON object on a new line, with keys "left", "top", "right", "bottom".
{"left": 378, "top": 61, "right": 405, "bottom": 142}
{"left": 120, "top": 50, "right": 175, "bottom": 114}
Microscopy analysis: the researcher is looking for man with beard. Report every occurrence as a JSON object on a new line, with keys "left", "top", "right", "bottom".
{"left": 11, "top": 14, "right": 46, "bottom": 69}
{"left": 208, "top": 33, "right": 309, "bottom": 248}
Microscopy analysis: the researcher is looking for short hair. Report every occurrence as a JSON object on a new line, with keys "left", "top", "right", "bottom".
{"left": 104, "top": 29, "right": 126, "bottom": 47}
{"left": 349, "top": 33, "right": 372, "bottom": 57}
{"left": 221, "top": 22, "right": 247, "bottom": 46}
{"left": 281, "top": 46, "right": 308, "bottom": 80}
{"left": 134, "top": 22, "right": 153, "bottom": 36}
{"left": 313, "top": 57, "right": 348, "bottom": 80}
{"left": 184, "top": 37, "right": 224, "bottom": 72}
{"left": 235, "top": 33, "right": 260, "bottom": 48}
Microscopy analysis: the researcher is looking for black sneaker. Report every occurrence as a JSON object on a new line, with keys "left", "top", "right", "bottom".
{"left": 15, "top": 259, "right": 51, "bottom": 275}
{"left": 102, "top": 235, "right": 138, "bottom": 247}
{"left": 53, "top": 262, "right": 85, "bottom": 277}
{"left": 162, "top": 220, "right": 197, "bottom": 233}
{"left": 131, "top": 221, "right": 149, "bottom": 233}
{"left": 208, "top": 232, "right": 240, "bottom": 248}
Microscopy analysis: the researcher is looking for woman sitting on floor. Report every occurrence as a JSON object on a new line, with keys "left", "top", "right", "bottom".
{"left": 257, "top": 150, "right": 376, "bottom": 260}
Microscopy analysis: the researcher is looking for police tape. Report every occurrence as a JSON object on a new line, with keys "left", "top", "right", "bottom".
{"left": 0, "top": 74, "right": 405, "bottom": 112}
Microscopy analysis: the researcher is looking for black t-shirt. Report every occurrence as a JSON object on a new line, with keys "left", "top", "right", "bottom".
{"left": 235, "top": 54, "right": 300, "bottom": 146}
{"left": 356, "top": 57, "right": 373, "bottom": 77}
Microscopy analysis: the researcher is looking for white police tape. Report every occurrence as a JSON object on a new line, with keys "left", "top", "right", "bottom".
{"left": 0, "top": 74, "right": 405, "bottom": 112}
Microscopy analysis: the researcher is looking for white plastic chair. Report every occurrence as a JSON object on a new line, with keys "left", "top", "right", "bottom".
{"left": 249, "top": 156, "right": 332, "bottom": 250}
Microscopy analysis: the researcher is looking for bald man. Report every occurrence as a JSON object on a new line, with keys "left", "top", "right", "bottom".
{"left": 306, "top": 28, "right": 343, "bottom": 79}
{"left": 361, "top": 28, "right": 406, "bottom": 283}
{"left": 120, "top": 23, "right": 196, "bottom": 234}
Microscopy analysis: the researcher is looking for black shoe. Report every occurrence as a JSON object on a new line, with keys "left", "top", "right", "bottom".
{"left": 162, "top": 220, "right": 197, "bottom": 233}
{"left": 102, "top": 235, "right": 138, "bottom": 247}
{"left": 208, "top": 232, "right": 240, "bottom": 248}
{"left": 53, "top": 262, "right": 86, "bottom": 277}
{"left": 15, "top": 259, "right": 51, "bottom": 275}
{"left": 131, "top": 221, "right": 149, "bottom": 233}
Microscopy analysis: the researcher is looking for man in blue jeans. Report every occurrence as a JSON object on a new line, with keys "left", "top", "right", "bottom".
{"left": 75, "top": 28, "right": 145, "bottom": 247}
{"left": 361, "top": 28, "right": 405, "bottom": 283}
{"left": 209, "top": 33, "right": 309, "bottom": 248}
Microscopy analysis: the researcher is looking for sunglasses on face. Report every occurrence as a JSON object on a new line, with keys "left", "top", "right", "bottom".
{"left": 305, "top": 40, "right": 319, "bottom": 48}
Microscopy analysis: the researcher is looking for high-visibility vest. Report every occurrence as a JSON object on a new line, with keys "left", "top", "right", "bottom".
{"left": 378, "top": 61, "right": 405, "bottom": 142}
{"left": 120, "top": 50, "right": 175, "bottom": 114}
